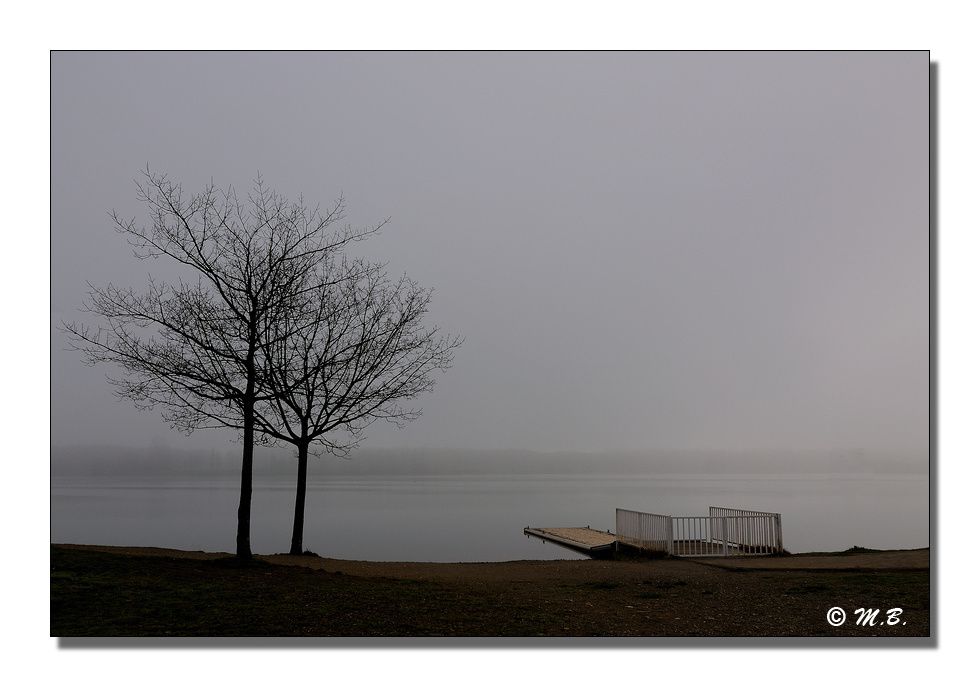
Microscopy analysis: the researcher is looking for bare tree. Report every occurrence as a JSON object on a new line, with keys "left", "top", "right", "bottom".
{"left": 255, "top": 256, "right": 462, "bottom": 555}
{"left": 63, "top": 169, "right": 381, "bottom": 559}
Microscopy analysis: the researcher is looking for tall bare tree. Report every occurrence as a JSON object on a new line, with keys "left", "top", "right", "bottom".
{"left": 64, "top": 169, "right": 381, "bottom": 559}
{"left": 255, "top": 256, "right": 462, "bottom": 555}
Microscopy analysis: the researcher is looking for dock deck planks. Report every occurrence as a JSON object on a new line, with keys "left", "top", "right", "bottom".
{"left": 523, "top": 527, "right": 617, "bottom": 554}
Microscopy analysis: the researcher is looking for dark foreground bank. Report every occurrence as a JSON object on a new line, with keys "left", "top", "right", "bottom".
{"left": 50, "top": 545, "right": 929, "bottom": 637}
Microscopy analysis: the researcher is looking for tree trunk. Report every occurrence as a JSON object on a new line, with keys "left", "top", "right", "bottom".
{"left": 236, "top": 395, "right": 254, "bottom": 559}
{"left": 289, "top": 440, "right": 310, "bottom": 555}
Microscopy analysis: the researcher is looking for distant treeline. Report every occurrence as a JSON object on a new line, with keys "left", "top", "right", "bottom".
{"left": 52, "top": 445, "right": 927, "bottom": 479}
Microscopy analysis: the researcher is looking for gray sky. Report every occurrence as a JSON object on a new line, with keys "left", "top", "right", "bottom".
{"left": 51, "top": 51, "right": 927, "bottom": 459}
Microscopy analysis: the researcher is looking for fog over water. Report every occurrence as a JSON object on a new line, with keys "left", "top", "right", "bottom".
{"left": 52, "top": 447, "right": 927, "bottom": 559}
{"left": 51, "top": 52, "right": 927, "bottom": 558}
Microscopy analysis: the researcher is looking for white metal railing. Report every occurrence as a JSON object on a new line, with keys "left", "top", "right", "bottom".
{"left": 708, "top": 506, "right": 783, "bottom": 554}
{"left": 615, "top": 506, "right": 783, "bottom": 557}
{"left": 615, "top": 508, "right": 672, "bottom": 554}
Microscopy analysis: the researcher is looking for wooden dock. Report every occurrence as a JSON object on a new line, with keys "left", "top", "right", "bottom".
{"left": 523, "top": 527, "right": 617, "bottom": 556}
{"left": 526, "top": 506, "right": 784, "bottom": 558}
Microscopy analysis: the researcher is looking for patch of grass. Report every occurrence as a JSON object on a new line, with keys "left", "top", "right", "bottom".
{"left": 582, "top": 581, "right": 622, "bottom": 590}
{"left": 207, "top": 555, "right": 276, "bottom": 569}
{"left": 783, "top": 583, "right": 832, "bottom": 596}
{"left": 798, "top": 546, "right": 885, "bottom": 557}
{"left": 843, "top": 546, "right": 882, "bottom": 554}
{"left": 634, "top": 591, "right": 664, "bottom": 600}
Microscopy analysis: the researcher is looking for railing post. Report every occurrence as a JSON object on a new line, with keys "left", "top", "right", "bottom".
{"left": 722, "top": 517, "right": 729, "bottom": 557}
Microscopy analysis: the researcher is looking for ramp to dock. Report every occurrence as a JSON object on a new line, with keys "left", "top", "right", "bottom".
{"left": 523, "top": 527, "right": 617, "bottom": 556}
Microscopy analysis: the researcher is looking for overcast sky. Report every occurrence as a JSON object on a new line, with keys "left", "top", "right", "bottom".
{"left": 51, "top": 51, "right": 927, "bottom": 459}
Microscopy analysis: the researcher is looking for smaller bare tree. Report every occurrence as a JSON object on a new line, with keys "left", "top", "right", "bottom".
{"left": 256, "top": 256, "right": 462, "bottom": 555}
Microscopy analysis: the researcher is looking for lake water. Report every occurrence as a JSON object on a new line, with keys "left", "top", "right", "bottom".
{"left": 51, "top": 473, "right": 928, "bottom": 561}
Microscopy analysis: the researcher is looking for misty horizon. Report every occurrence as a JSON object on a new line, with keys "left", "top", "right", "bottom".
{"left": 52, "top": 444, "right": 926, "bottom": 479}
{"left": 52, "top": 51, "right": 927, "bottom": 466}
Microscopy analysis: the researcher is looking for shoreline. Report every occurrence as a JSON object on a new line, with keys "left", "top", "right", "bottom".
{"left": 51, "top": 542, "right": 930, "bottom": 570}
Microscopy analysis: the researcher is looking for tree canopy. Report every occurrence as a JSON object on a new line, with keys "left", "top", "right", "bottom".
{"left": 64, "top": 170, "right": 391, "bottom": 557}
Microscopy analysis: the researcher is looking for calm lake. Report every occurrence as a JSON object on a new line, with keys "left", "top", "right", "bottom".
{"left": 51, "top": 472, "right": 928, "bottom": 561}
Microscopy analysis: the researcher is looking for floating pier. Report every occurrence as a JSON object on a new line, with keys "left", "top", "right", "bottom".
{"left": 525, "top": 506, "right": 783, "bottom": 558}
{"left": 522, "top": 527, "right": 617, "bottom": 556}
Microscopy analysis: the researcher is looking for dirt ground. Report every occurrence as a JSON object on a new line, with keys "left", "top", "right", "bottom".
{"left": 51, "top": 544, "right": 931, "bottom": 637}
